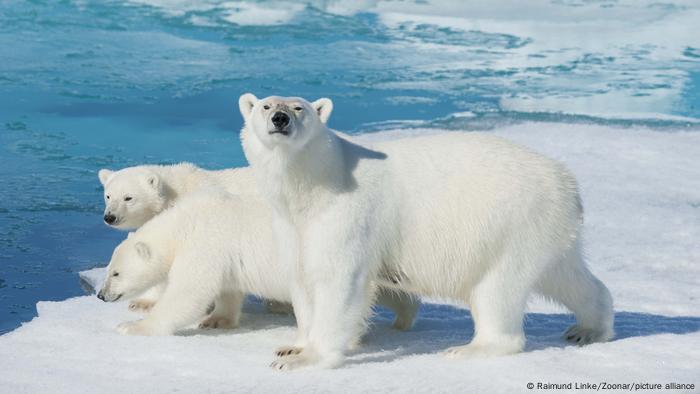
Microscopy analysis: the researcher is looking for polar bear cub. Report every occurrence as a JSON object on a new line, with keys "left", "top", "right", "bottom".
{"left": 98, "top": 190, "right": 419, "bottom": 335}
{"left": 98, "top": 163, "right": 256, "bottom": 230}
{"left": 239, "top": 93, "right": 614, "bottom": 370}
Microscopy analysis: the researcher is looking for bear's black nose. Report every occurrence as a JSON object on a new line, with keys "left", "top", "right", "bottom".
{"left": 104, "top": 214, "right": 117, "bottom": 224}
{"left": 271, "top": 111, "right": 290, "bottom": 129}
{"left": 97, "top": 291, "right": 105, "bottom": 301}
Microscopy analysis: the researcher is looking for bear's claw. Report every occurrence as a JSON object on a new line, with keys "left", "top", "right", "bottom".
{"left": 270, "top": 353, "right": 315, "bottom": 371}
{"left": 563, "top": 324, "right": 608, "bottom": 346}
{"left": 275, "top": 346, "right": 303, "bottom": 357}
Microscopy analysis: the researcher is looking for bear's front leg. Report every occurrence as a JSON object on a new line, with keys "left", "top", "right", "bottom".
{"left": 118, "top": 253, "right": 220, "bottom": 336}
{"left": 270, "top": 216, "right": 313, "bottom": 358}
{"left": 127, "top": 283, "right": 166, "bottom": 314}
{"left": 271, "top": 227, "right": 374, "bottom": 370}
{"left": 274, "top": 269, "right": 313, "bottom": 358}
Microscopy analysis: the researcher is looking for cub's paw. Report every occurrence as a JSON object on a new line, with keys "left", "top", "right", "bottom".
{"left": 117, "top": 320, "right": 154, "bottom": 336}
{"left": 275, "top": 345, "right": 303, "bottom": 357}
{"left": 128, "top": 299, "right": 155, "bottom": 313}
{"left": 198, "top": 315, "right": 237, "bottom": 330}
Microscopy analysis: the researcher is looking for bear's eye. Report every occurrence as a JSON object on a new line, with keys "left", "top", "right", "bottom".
{"left": 106, "top": 195, "right": 110, "bottom": 200}
{"left": 112, "top": 272, "right": 119, "bottom": 277}
{"left": 124, "top": 196, "right": 132, "bottom": 201}
{"left": 294, "top": 106, "right": 303, "bottom": 111}
{"left": 263, "top": 105, "right": 271, "bottom": 110}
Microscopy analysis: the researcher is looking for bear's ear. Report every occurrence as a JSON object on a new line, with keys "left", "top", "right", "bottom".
{"left": 238, "top": 93, "right": 258, "bottom": 119}
{"left": 134, "top": 242, "right": 151, "bottom": 261}
{"left": 98, "top": 169, "right": 113, "bottom": 186}
{"left": 127, "top": 232, "right": 135, "bottom": 239}
{"left": 312, "top": 98, "right": 333, "bottom": 124}
{"left": 145, "top": 173, "right": 160, "bottom": 190}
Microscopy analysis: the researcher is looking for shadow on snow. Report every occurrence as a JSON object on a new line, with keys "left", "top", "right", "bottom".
{"left": 177, "top": 296, "right": 700, "bottom": 363}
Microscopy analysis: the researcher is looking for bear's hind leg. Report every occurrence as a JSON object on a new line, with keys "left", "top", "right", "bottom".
{"left": 535, "top": 242, "right": 614, "bottom": 345}
{"left": 445, "top": 259, "right": 531, "bottom": 358}
{"left": 375, "top": 287, "right": 420, "bottom": 331}
{"left": 199, "top": 291, "right": 244, "bottom": 329}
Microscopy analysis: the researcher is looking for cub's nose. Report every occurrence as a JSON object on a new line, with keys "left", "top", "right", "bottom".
{"left": 271, "top": 111, "right": 290, "bottom": 129}
{"left": 104, "top": 213, "right": 117, "bottom": 224}
{"left": 97, "top": 290, "right": 106, "bottom": 301}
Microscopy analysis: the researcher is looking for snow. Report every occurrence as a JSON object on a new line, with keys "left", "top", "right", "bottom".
{"left": 2, "top": 123, "right": 700, "bottom": 392}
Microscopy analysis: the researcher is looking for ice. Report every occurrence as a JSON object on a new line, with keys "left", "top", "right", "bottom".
{"left": 221, "top": 2, "right": 304, "bottom": 26}
{"left": 78, "top": 267, "right": 107, "bottom": 294}
{"left": 2, "top": 122, "right": 698, "bottom": 392}
{"left": 371, "top": 0, "right": 700, "bottom": 119}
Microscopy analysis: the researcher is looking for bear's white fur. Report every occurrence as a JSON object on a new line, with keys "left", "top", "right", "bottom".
{"left": 98, "top": 190, "right": 420, "bottom": 335}
{"left": 239, "top": 93, "right": 614, "bottom": 370}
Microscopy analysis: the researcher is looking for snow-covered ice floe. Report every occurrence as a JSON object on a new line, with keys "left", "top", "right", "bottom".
{"left": 2, "top": 123, "right": 699, "bottom": 393}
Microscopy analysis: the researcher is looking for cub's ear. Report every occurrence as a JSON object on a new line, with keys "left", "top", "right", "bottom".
{"left": 238, "top": 93, "right": 259, "bottom": 119}
{"left": 127, "top": 232, "right": 135, "bottom": 239}
{"left": 134, "top": 242, "right": 151, "bottom": 261}
{"left": 145, "top": 173, "right": 160, "bottom": 190}
{"left": 98, "top": 169, "right": 113, "bottom": 186}
{"left": 312, "top": 98, "right": 333, "bottom": 124}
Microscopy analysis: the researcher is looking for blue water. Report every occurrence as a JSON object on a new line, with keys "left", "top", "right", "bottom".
{"left": 1, "top": 0, "right": 699, "bottom": 334}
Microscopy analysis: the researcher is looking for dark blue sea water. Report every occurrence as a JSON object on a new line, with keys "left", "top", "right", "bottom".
{"left": 1, "top": 0, "right": 699, "bottom": 334}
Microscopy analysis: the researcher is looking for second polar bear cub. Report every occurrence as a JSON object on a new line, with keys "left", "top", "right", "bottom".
{"left": 240, "top": 93, "right": 614, "bottom": 370}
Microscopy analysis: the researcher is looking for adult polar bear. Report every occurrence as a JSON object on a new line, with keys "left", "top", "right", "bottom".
{"left": 239, "top": 93, "right": 614, "bottom": 370}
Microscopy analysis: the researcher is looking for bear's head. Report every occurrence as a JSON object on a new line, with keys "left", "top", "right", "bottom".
{"left": 98, "top": 167, "right": 168, "bottom": 230}
{"left": 98, "top": 234, "right": 163, "bottom": 302}
{"left": 238, "top": 93, "right": 333, "bottom": 151}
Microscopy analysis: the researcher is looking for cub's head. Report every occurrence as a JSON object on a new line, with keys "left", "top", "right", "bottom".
{"left": 238, "top": 93, "right": 333, "bottom": 150}
{"left": 98, "top": 167, "right": 168, "bottom": 230}
{"left": 97, "top": 235, "right": 162, "bottom": 302}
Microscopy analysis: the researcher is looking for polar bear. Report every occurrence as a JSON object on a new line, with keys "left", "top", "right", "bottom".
{"left": 97, "top": 190, "right": 420, "bottom": 334}
{"left": 239, "top": 93, "right": 614, "bottom": 370}
{"left": 98, "top": 163, "right": 256, "bottom": 230}
{"left": 98, "top": 163, "right": 419, "bottom": 327}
